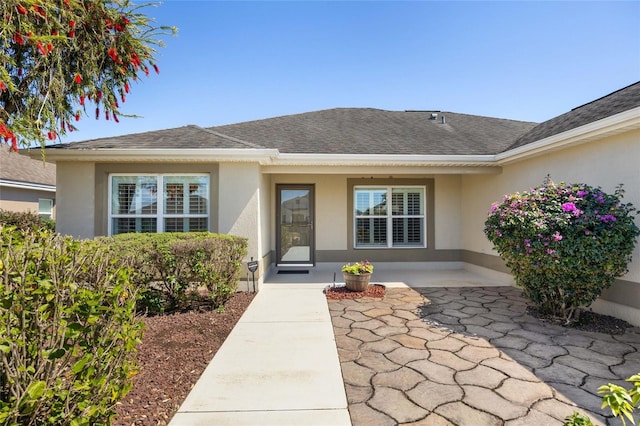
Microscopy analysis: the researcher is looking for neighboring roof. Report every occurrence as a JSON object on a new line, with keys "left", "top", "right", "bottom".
{"left": 509, "top": 81, "right": 640, "bottom": 150}
{"left": 0, "top": 145, "right": 56, "bottom": 188}
{"left": 211, "top": 109, "right": 537, "bottom": 155}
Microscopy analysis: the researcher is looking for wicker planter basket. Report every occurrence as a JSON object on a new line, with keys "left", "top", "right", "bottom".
{"left": 343, "top": 272, "right": 371, "bottom": 292}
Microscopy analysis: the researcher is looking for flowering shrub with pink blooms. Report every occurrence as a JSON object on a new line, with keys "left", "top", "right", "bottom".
{"left": 484, "top": 178, "right": 639, "bottom": 323}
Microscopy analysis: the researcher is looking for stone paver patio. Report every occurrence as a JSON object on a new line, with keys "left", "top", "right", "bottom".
{"left": 328, "top": 286, "right": 640, "bottom": 426}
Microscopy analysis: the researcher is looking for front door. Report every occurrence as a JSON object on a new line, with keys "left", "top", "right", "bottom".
{"left": 276, "top": 184, "right": 315, "bottom": 266}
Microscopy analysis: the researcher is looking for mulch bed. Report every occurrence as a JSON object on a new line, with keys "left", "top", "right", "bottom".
{"left": 526, "top": 306, "right": 632, "bottom": 335}
{"left": 113, "top": 292, "right": 255, "bottom": 426}
{"left": 325, "top": 284, "right": 386, "bottom": 300}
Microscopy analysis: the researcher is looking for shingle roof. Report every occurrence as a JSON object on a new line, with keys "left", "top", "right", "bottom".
{"left": 210, "top": 108, "right": 537, "bottom": 155}
{"left": 49, "top": 125, "right": 266, "bottom": 150}
{"left": 43, "top": 82, "right": 640, "bottom": 156}
{"left": 0, "top": 145, "right": 56, "bottom": 186}
{"left": 508, "top": 81, "right": 640, "bottom": 150}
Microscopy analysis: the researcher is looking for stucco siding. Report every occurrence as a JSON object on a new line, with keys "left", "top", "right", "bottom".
{"left": 434, "top": 175, "right": 462, "bottom": 250}
{"left": 56, "top": 161, "right": 95, "bottom": 239}
{"left": 218, "top": 163, "right": 262, "bottom": 262}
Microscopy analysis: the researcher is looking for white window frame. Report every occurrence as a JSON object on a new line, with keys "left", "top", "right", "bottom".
{"left": 108, "top": 173, "right": 210, "bottom": 236}
{"left": 354, "top": 185, "right": 426, "bottom": 249}
{"left": 38, "top": 198, "right": 53, "bottom": 219}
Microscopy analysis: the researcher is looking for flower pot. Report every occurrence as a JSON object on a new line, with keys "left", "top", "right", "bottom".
{"left": 343, "top": 272, "right": 371, "bottom": 292}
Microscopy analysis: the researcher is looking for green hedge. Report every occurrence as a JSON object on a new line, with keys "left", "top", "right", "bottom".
{"left": 0, "top": 227, "right": 141, "bottom": 425}
{"left": 0, "top": 209, "right": 55, "bottom": 232}
{"left": 97, "top": 232, "right": 248, "bottom": 313}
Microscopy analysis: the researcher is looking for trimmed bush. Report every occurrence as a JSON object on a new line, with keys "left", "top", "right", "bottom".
{"left": 97, "top": 232, "right": 247, "bottom": 313}
{"left": 0, "top": 227, "right": 142, "bottom": 425}
{"left": 0, "top": 209, "right": 55, "bottom": 232}
{"left": 484, "top": 178, "right": 640, "bottom": 323}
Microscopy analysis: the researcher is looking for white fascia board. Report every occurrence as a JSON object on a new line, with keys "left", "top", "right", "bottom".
{"left": 271, "top": 153, "right": 497, "bottom": 167}
{"left": 36, "top": 148, "right": 280, "bottom": 163}
{"left": 496, "top": 106, "right": 640, "bottom": 165}
{"left": 0, "top": 179, "right": 56, "bottom": 192}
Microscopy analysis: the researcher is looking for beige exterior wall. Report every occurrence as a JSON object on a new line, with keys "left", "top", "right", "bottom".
{"left": 434, "top": 175, "right": 462, "bottom": 250}
{"left": 56, "top": 161, "right": 95, "bottom": 239}
{"left": 218, "top": 163, "right": 263, "bottom": 263}
{"left": 461, "top": 129, "right": 640, "bottom": 321}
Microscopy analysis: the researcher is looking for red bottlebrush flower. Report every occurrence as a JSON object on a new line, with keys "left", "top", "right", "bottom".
{"left": 105, "top": 110, "right": 110, "bottom": 120}
{"left": 105, "top": 19, "right": 112, "bottom": 29}
{"left": 68, "top": 123, "right": 74, "bottom": 132}
{"left": 52, "top": 30, "right": 58, "bottom": 36}
{"left": 11, "top": 136, "right": 18, "bottom": 152}
{"left": 124, "top": 82, "right": 130, "bottom": 93}
{"left": 68, "top": 29, "right": 75, "bottom": 38}
{"left": 122, "top": 16, "right": 130, "bottom": 26}
{"left": 16, "top": 4, "right": 28, "bottom": 14}
{"left": 69, "top": 20, "right": 75, "bottom": 28}
{"left": 95, "top": 107, "right": 99, "bottom": 119}
{"left": 96, "top": 90, "right": 103, "bottom": 99}
{"left": 75, "top": 112, "right": 81, "bottom": 121}
{"left": 79, "top": 94, "right": 85, "bottom": 105}
{"left": 33, "top": 5, "right": 46, "bottom": 18}
{"left": 114, "top": 23, "right": 124, "bottom": 32}
{"left": 153, "top": 64, "right": 160, "bottom": 74}
{"left": 113, "top": 113, "right": 120, "bottom": 123}
{"left": 64, "top": 0, "right": 69, "bottom": 5}
{"left": 36, "top": 41, "right": 47, "bottom": 55}
{"left": 47, "top": 131, "right": 56, "bottom": 140}
{"left": 121, "top": 93, "right": 126, "bottom": 103}
{"left": 13, "top": 32, "right": 24, "bottom": 44}
{"left": 144, "top": 66, "right": 149, "bottom": 76}
{"left": 0, "top": 81, "right": 6, "bottom": 92}
{"left": 108, "top": 47, "right": 118, "bottom": 61}
{"left": 17, "top": 69, "right": 23, "bottom": 76}
{"left": 47, "top": 43, "right": 53, "bottom": 52}
{"left": 74, "top": 74, "right": 82, "bottom": 84}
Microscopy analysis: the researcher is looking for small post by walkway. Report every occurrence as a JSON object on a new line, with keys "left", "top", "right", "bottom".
{"left": 247, "top": 257, "right": 258, "bottom": 292}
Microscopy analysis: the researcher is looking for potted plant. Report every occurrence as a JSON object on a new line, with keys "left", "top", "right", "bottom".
{"left": 342, "top": 260, "right": 374, "bottom": 291}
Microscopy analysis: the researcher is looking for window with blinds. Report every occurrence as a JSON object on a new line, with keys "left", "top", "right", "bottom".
{"left": 354, "top": 186, "right": 425, "bottom": 248}
{"left": 109, "top": 175, "right": 209, "bottom": 235}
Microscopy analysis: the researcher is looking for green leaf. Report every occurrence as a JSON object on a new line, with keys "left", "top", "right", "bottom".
{"left": 47, "top": 348, "right": 66, "bottom": 360}
{"left": 25, "top": 381, "right": 46, "bottom": 399}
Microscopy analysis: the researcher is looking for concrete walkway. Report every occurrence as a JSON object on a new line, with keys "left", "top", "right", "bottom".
{"left": 169, "top": 283, "right": 350, "bottom": 426}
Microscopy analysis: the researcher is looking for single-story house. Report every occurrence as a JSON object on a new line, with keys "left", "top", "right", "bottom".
{"left": 32, "top": 82, "right": 640, "bottom": 324}
{"left": 1, "top": 145, "right": 56, "bottom": 219}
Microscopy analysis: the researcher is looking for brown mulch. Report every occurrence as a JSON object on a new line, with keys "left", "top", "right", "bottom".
{"left": 526, "top": 305, "right": 632, "bottom": 335}
{"left": 325, "top": 284, "right": 386, "bottom": 300}
{"left": 113, "top": 292, "right": 255, "bottom": 426}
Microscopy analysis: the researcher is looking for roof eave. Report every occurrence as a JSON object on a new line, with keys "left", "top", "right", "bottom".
{"left": 496, "top": 106, "right": 640, "bottom": 165}
{"left": 271, "top": 153, "right": 497, "bottom": 167}
{"left": 0, "top": 179, "right": 56, "bottom": 192}
{"left": 32, "top": 148, "right": 280, "bottom": 163}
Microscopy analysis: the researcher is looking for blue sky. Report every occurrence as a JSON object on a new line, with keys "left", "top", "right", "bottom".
{"left": 61, "top": 0, "right": 640, "bottom": 143}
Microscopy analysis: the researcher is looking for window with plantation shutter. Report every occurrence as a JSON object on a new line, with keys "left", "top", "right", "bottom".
{"left": 109, "top": 174, "right": 209, "bottom": 235}
{"left": 354, "top": 186, "right": 425, "bottom": 248}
